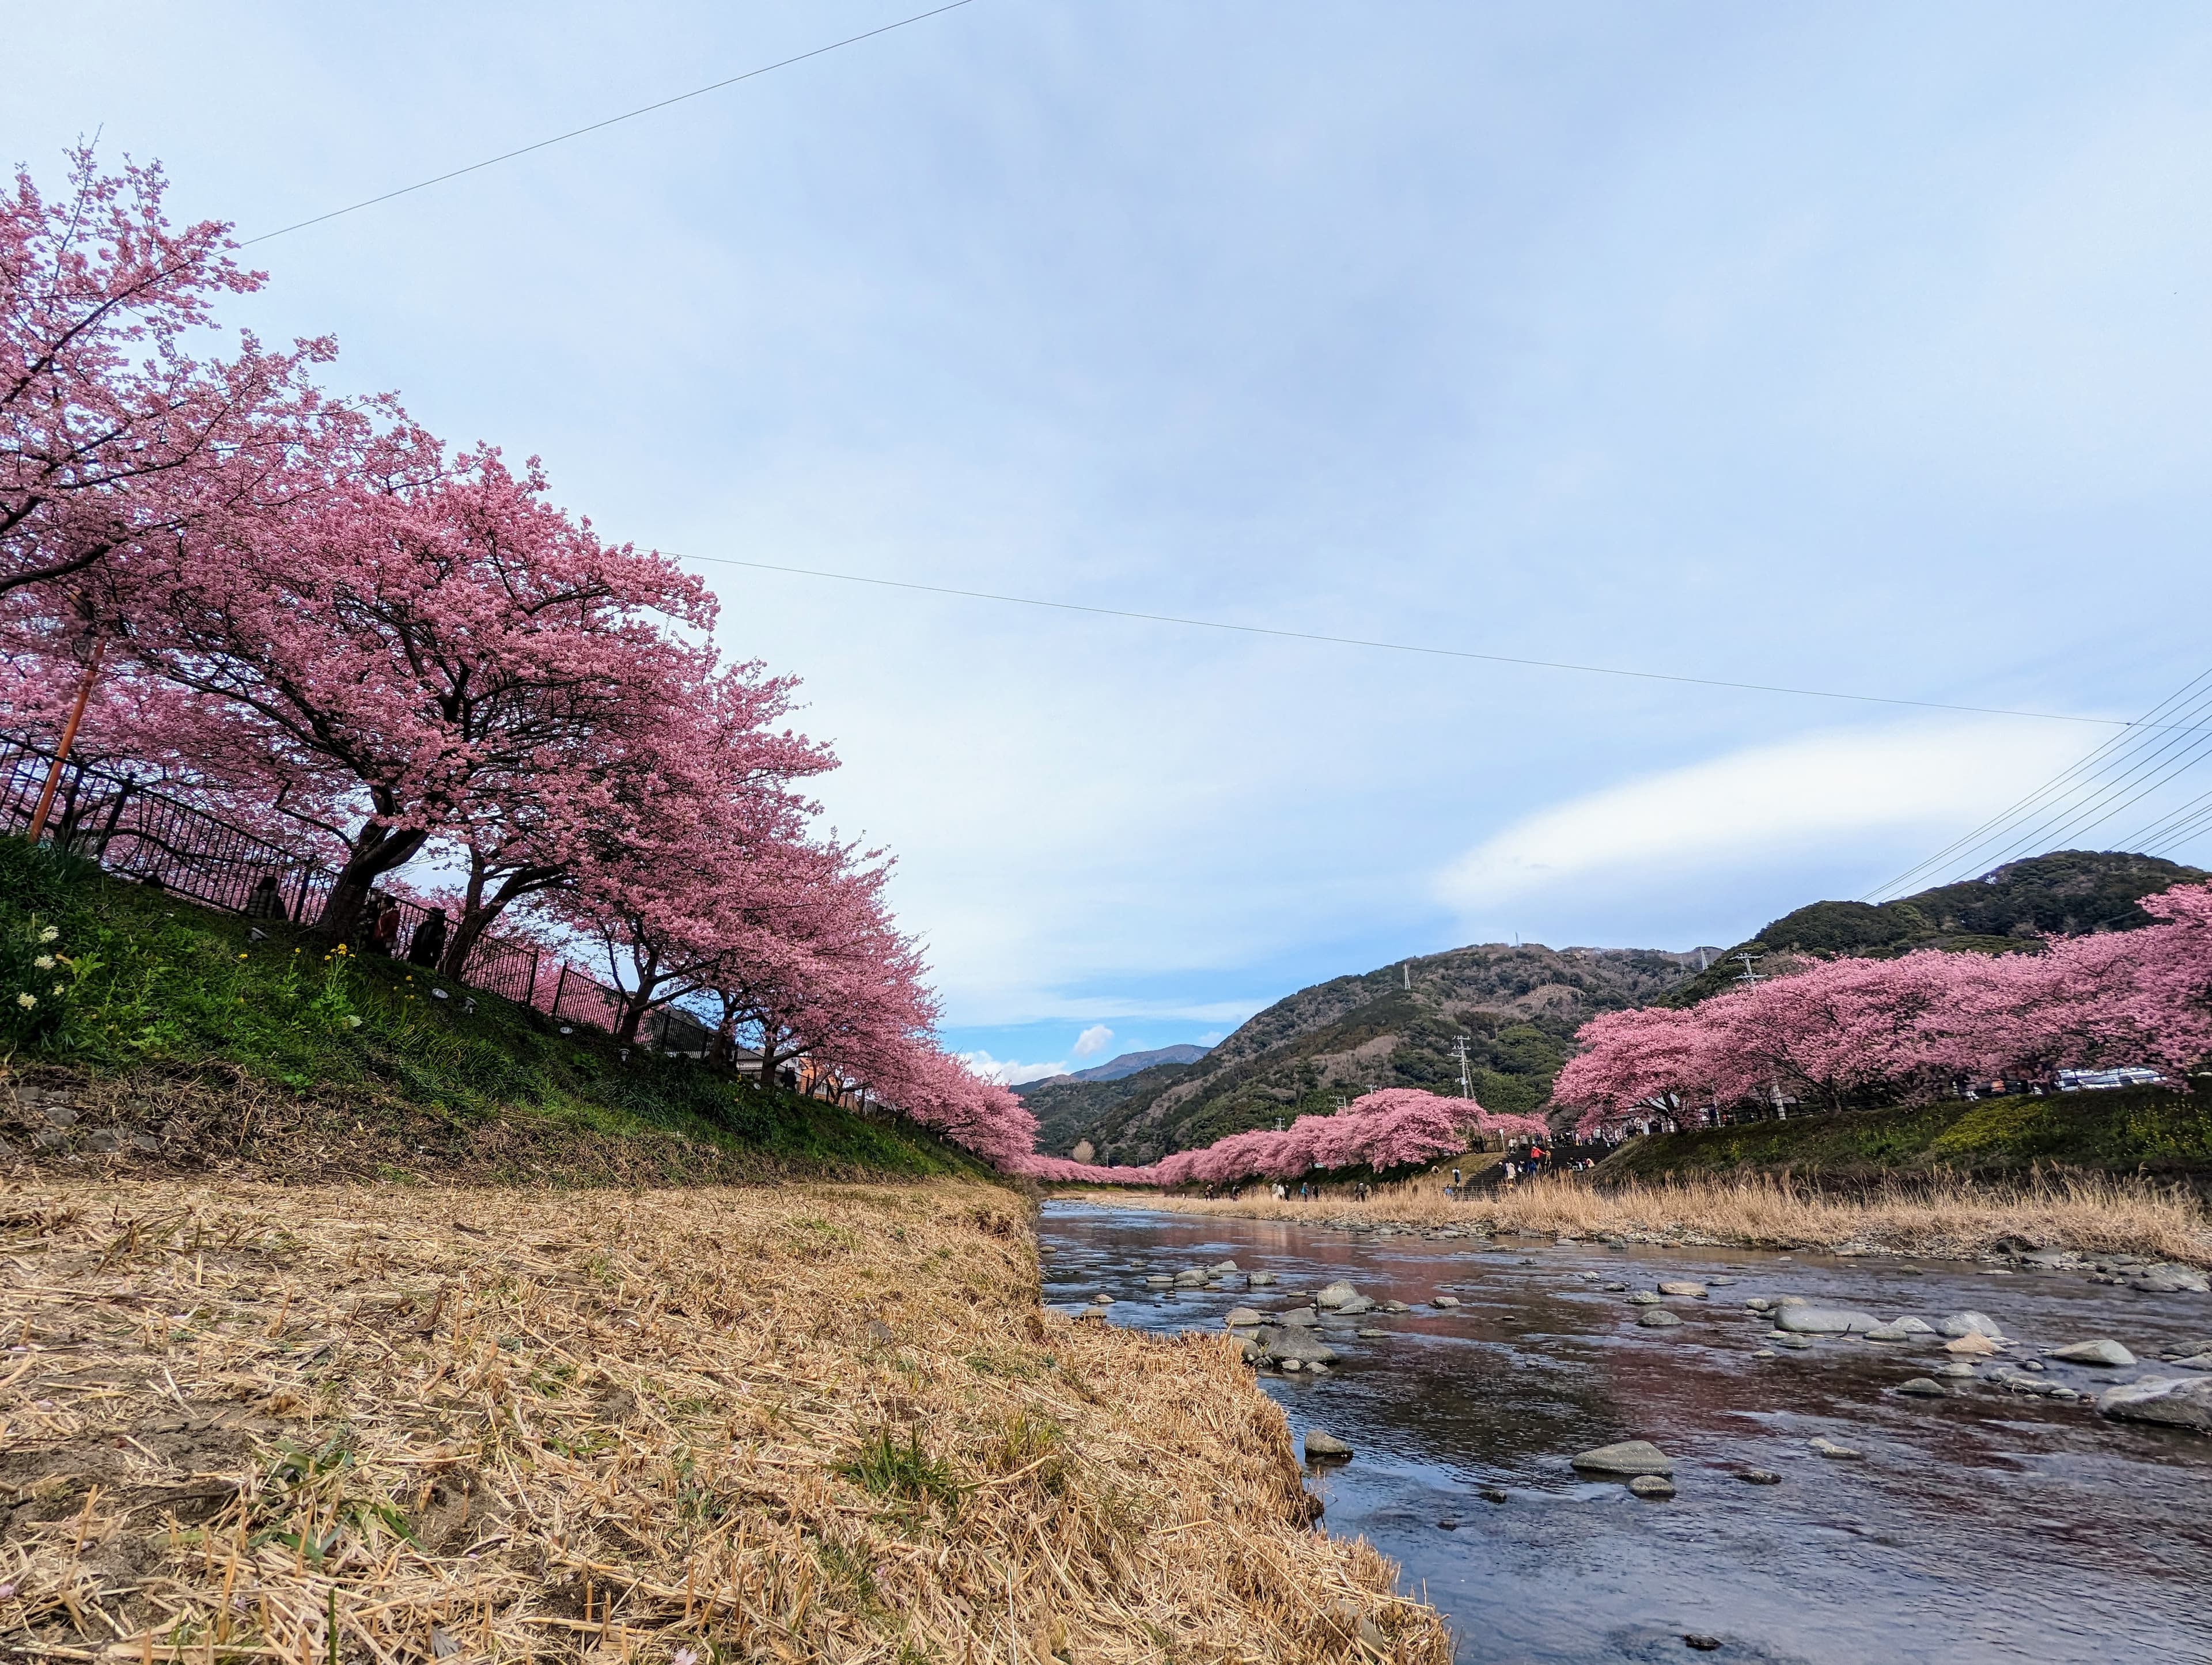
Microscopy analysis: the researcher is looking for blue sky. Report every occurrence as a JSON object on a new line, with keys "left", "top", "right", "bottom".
{"left": 13, "top": 3, "right": 2212, "bottom": 1080}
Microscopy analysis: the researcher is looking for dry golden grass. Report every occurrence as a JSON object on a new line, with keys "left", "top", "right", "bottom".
{"left": 1067, "top": 1169, "right": 2212, "bottom": 1266}
{"left": 0, "top": 1177, "right": 1445, "bottom": 1664}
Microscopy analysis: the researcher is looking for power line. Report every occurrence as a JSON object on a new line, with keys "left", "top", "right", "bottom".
{"left": 239, "top": 1, "right": 979, "bottom": 247}
{"left": 671, "top": 550, "right": 2187, "bottom": 731}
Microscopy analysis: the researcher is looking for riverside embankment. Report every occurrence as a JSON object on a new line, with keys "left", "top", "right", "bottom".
{"left": 0, "top": 1177, "right": 1447, "bottom": 1663}
{"left": 1043, "top": 1200, "right": 2212, "bottom": 1663}
{"left": 1083, "top": 1169, "right": 2212, "bottom": 1268}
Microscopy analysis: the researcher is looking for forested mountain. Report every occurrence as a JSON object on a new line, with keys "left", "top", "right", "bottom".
{"left": 1018, "top": 1044, "right": 1211, "bottom": 1089}
{"left": 1029, "top": 850, "right": 2211, "bottom": 1166}
{"left": 1662, "top": 850, "right": 2206, "bottom": 1006}
{"left": 1027, "top": 943, "right": 1705, "bottom": 1166}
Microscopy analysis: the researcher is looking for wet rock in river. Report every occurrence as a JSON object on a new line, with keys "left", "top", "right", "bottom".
{"left": 1889, "top": 1317, "right": 1936, "bottom": 1334}
{"left": 1945, "top": 1333, "right": 2002, "bottom": 1356}
{"left": 2166, "top": 1352, "right": 2212, "bottom": 1371}
{"left": 1707, "top": 1276, "right": 1737, "bottom": 1287}
{"left": 1626, "top": 1291, "right": 1662, "bottom": 1306}
{"left": 1864, "top": 1325, "right": 1914, "bottom": 1342}
{"left": 1222, "top": 1307, "right": 1265, "bottom": 1328}
{"left": 1173, "top": 1270, "right": 1208, "bottom": 1287}
{"left": 1743, "top": 1298, "right": 1772, "bottom": 1311}
{"left": 1604, "top": 1282, "right": 1630, "bottom": 1293}
{"left": 1316, "top": 1280, "right": 1358, "bottom": 1309}
{"left": 1261, "top": 1326, "right": 1339, "bottom": 1367}
{"left": 1937, "top": 1361, "right": 1975, "bottom": 1378}
{"left": 1775, "top": 1307, "right": 1880, "bottom": 1335}
{"left": 1357, "top": 1328, "right": 1389, "bottom": 1338}
{"left": 1772, "top": 1336, "right": 1815, "bottom": 1351}
{"left": 1336, "top": 1295, "right": 1376, "bottom": 1315}
{"left": 1278, "top": 1307, "right": 1320, "bottom": 1328}
{"left": 1248, "top": 1272, "right": 1275, "bottom": 1287}
{"left": 1305, "top": 1429, "right": 1352, "bottom": 1461}
{"left": 1896, "top": 1378, "right": 1947, "bottom": 1397}
{"left": 1431, "top": 1294, "right": 1462, "bottom": 1308}
{"left": 1571, "top": 1440, "right": 1675, "bottom": 1476}
{"left": 1211, "top": 1260, "right": 1240, "bottom": 1272}
{"left": 1737, "top": 1469, "right": 1782, "bottom": 1485}
{"left": 1628, "top": 1474, "right": 1676, "bottom": 1499}
{"left": 1658, "top": 1281, "right": 1707, "bottom": 1298}
{"left": 1808, "top": 1436, "right": 1863, "bottom": 1460}
{"left": 2130, "top": 1265, "right": 2210, "bottom": 1294}
{"left": 1937, "top": 1311, "right": 2004, "bottom": 1340}
{"left": 1637, "top": 1308, "right": 1683, "bottom": 1328}
{"left": 1146, "top": 1275, "right": 1173, "bottom": 1287}
{"left": 2048, "top": 1339, "right": 2135, "bottom": 1367}
{"left": 2098, "top": 1374, "right": 2212, "bottom": 1433}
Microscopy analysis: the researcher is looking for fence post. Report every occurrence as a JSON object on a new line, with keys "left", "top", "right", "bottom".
{"left": 551, "top": 963, "right": 569, "bottom": 1021}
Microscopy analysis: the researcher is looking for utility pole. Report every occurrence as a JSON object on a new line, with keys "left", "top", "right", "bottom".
{"left": 1402, "top": 961, "right": 1411, "bottom": 991}
{"left": 1733, "top": 951, "right": 1764, "bottom": 987}
{"left": 1453, "top": 1034, "right": 1474, "bottom": 1099}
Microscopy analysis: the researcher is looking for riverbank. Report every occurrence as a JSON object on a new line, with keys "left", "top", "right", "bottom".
{"left": 1059, "top": 1170, "right": 2212, "bottom": 1266}
{"left": 0, "top": 1175, "right": 1447, "bottom": 1663}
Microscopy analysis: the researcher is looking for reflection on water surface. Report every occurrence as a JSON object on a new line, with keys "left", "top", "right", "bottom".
{"left": 1038, "top": 1202, "right": 2212, "bottom": 1664}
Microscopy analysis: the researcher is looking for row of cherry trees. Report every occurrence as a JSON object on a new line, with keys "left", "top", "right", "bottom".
{"left": 1554, "top": 884, "right": 2212, "bottom": 1137}
{"left": 2, "top": 150, "right": 1036, "bottom": 1162}
{"left": 1015, "top": 1088, "right": 1550, "bottom": 1186}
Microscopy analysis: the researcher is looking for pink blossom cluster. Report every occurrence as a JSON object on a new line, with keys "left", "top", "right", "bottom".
{"left": 1555, "top": 884, "right": 2212, "bottom": 1138}
{"left": 1010, "top": 1088, "right": 1548, "bottom": 1188}
{"left": 1, "top": 153, "right": 1046, "bottom": 1165}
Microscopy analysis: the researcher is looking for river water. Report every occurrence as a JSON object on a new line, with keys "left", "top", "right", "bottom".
{"left": 1036, "top": 1201, "right": 2212, "bottom": 1664}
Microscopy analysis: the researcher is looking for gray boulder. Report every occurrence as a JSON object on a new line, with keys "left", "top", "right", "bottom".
{"left": 1628, "top": 1474, "right": 1676, "bottom": 1499}
{"left": 1277, "top": 1306, "right": 1320, "bottom": 1328}
{"left": 1316, "top": 1280, "right": 1359, "bottom": 1309}
{"left": 1304, "top": 1429, "right": 1352, "bottom": 1461}
{"left": 1808, "top": 1436, "right": 1863, "bottom": 1460}
{"left": 1571, "top": 1440, "right": 1674, "bottom": 1476}
{"left": 1336, "top": 1295, "right": 1376, "bottom": 1316}
{"left": 1937, "top": 1311, "right": 2004, "bottom": 1340}
{"left": 1889, "top": 1317, "right": 1937, "bottom": 1334}
{"left": 1431, "top": 1294, "right": 1462, "bottom": 1308}
{"left": 1896, "top": 1378, "right": 1947, "bottom": 1397}
{"left": 1248, "top": 1272, "right": 1275, "bottom": 1287}
{"left": 2166, "top": 1352, "right": 2212, "bottom": 1371}
{"left": 1260, "top": 1326, "right": 1339, "bottom": 1366}
{"left": 1211, "top": 1260, "right": 1241, "bottom": 1273}
{"left": 1864, "top": 1325, "right": 1914, "bottom": 1342}
{"left": 1775, "top": 1307, "right": 1880, "bottom": 1336}
{"left": 1937, "top": 1361, "right": 1975, "bottom": 1378}
{"left": 2048, "top": 1338, "right": 2135, "bottom": 1367}
{"left": 1145, "top": 1275, "right": 1172, "bottom": 1288}
{"left": 2130, "top": 1265, "right": 2210, "bottom": 1295}
{"left": 1626, "top": 1291, "right": 1663, "bottom": 1306}
{"left": 1637, "top": 1308, "right": 1683, "bottom": 1329}
{"left": 1379, "top": 1299, "right": 1410, "bottom": 1313}
{"left": 2098, "top": 1375, "right": 2212, "bottom": 1433}
{"left": 1657, "top": 1281, "right": 1707, "bottom": 1298}
{"left": 1223, "top": 1307, "right": 1266, "bottom": 1328}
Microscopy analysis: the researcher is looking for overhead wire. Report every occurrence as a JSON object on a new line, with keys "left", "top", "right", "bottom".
{"left": 668, "top": 551, "right": 2192, "bottom": 733}
{"left": 1861, "top": 663, "right": 2212, "bottom": 900}
{"left": 237, "top": 1, "right": 979, "bottom": 247}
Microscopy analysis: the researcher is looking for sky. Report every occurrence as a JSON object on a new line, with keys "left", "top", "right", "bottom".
{"left": 12, "top": 3, "right": 2212, "bottom": 1082}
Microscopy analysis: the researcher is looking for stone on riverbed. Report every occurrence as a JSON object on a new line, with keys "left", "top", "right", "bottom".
{"left": 1628, "top": 1474, "right": 1676, "bottom": 1499}
{"left": 1211, "top": 1260, "right": 1240, "bottom": 1272}
{"left": 2098, "top": 1375, "right": 2212, "bottom": 1433}
{"left": 1775, "top": 1307, "right": 1880, "bottom": 1335}
{"left": 1336, "top": 1295, "right": 1376, "bottom": 1315}
{"left": 1637, "top": 1308, "right": 1683, "bottom": 1328}
{"left": 1380, "top": 1299, "right": 1410, "bottom": 1312}
{"left": 2168, "top": 1352, "right": 2212, "bottom": 1371}
{"left": 1248, "top": 1272, "right": 1275, "bottom": 1287}
{"left": 1316, "top": 1280, "right": 1359, "bottom": 1309}
{"left": 1808, "top": 1436, "right": 1863, "bottom": 1460}
{"left": 1743, "top": 1298, "right": 1772, "bottom": 1311}
{"left": 1223, "top": 1307, "right": 1265, "bottom": 1328}
{"left": 1146, "top": 1275, "right": 1172, "bottom": 1287}
{"left": 1737, "top": 1469, "right": 1782, "bottom": 1485}
{"left": 1657, "top": 1281, "right": 1707, "bottom": 1298}
{"left": 2048, "top": 1339, "right": 2135, "bottom": 1367}
{"left": 1277, "top": 1306, "right": 1320, "bottom": 1328}
{"left": 1570, "top": 1440, "right": 1674, "bottom": 1476}
{"left": 1305, "top": 1429, "right": 1353, "bottom": 1461}
{"left": 1173, "top": 1269, "right": 1208, "bottom": 1287}
{"left": 1896, "top": 1378, "right": 1947, "bottom": 1397}
{"left": 2129, "top": 1265, "right": 2210, "bottom": 1294}
{"left": 1937, "top": 1311, "right": 2004, "bottom": 1340}
{"left": 1945, "top": 1333, "right": 2002, "bottom": 1356}
{"left": 1260, "top": 1326, "right": 1339, "bottom": 1367}
{"left": 1937, "top": 1361, "right": 1975, "bottom": 1377}
{"left": 1431, "top": 1294, "right": 1463, "bottom": 1308}
{"left": 1627, "top": 1291, "right": 1663, "bottom": 1306}
{"left": 1864, "top": 1325, "right": 1914, "bottom": 1342}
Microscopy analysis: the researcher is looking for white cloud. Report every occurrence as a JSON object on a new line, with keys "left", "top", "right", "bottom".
{"left": 957, "top": 1050, "right": 1069, "bottom": 1086}
{"left": 1196, "top": 1030, "right": 1225, "bottom": 1046}
{"left": 1437, "top": 719, "right": 2094, "bottom": 915}
{"left": 1072, "top": 1024, "right": 1115, "bottom": 1059}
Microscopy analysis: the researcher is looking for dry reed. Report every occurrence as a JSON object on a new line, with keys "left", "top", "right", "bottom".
{"left": 1070, "top": 1169, "right": 2212, "bottom": 1266}
{"left": 0, "top": 1176, "right": 1446, "bottom": 1663}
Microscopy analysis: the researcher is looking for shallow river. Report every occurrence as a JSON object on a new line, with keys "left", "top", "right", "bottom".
{"left": 1036, "top": 1201, "right": 2212, "bottom": 1664}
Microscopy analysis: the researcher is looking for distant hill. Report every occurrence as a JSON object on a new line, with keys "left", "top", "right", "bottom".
{"left": 1016, "top": 1044, "right": 1210, "bottom": 1091}
{"left": 1029, "top": 943, "right": 1702, "bottom": 1166}
{"left": 1662, "top": 850, "right": 2207, "bottom": 1006}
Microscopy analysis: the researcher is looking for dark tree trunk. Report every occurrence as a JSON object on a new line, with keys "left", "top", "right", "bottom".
{"left": 319, "top": 822, "right": 429, "bottom": 942}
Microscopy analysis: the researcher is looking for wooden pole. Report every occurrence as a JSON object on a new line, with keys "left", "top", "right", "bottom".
{"left": 26, "top": 635, "right": 105, "bottom": 845}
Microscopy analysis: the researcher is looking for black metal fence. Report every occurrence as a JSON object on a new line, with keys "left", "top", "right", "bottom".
{"left": 0, "top": 735, "right": 713, "bottom": 1055}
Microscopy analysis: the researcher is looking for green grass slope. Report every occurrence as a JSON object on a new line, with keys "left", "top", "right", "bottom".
{"left": 0, "top": 840, "right": 984, "bottom": 1186}
{"left": 1593, "top": 1084, "right": 2212, "bottom": 1183}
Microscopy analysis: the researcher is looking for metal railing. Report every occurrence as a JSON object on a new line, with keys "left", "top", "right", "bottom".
{"left": 0, "top": 735, "right": 711, "bottom": 1055}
